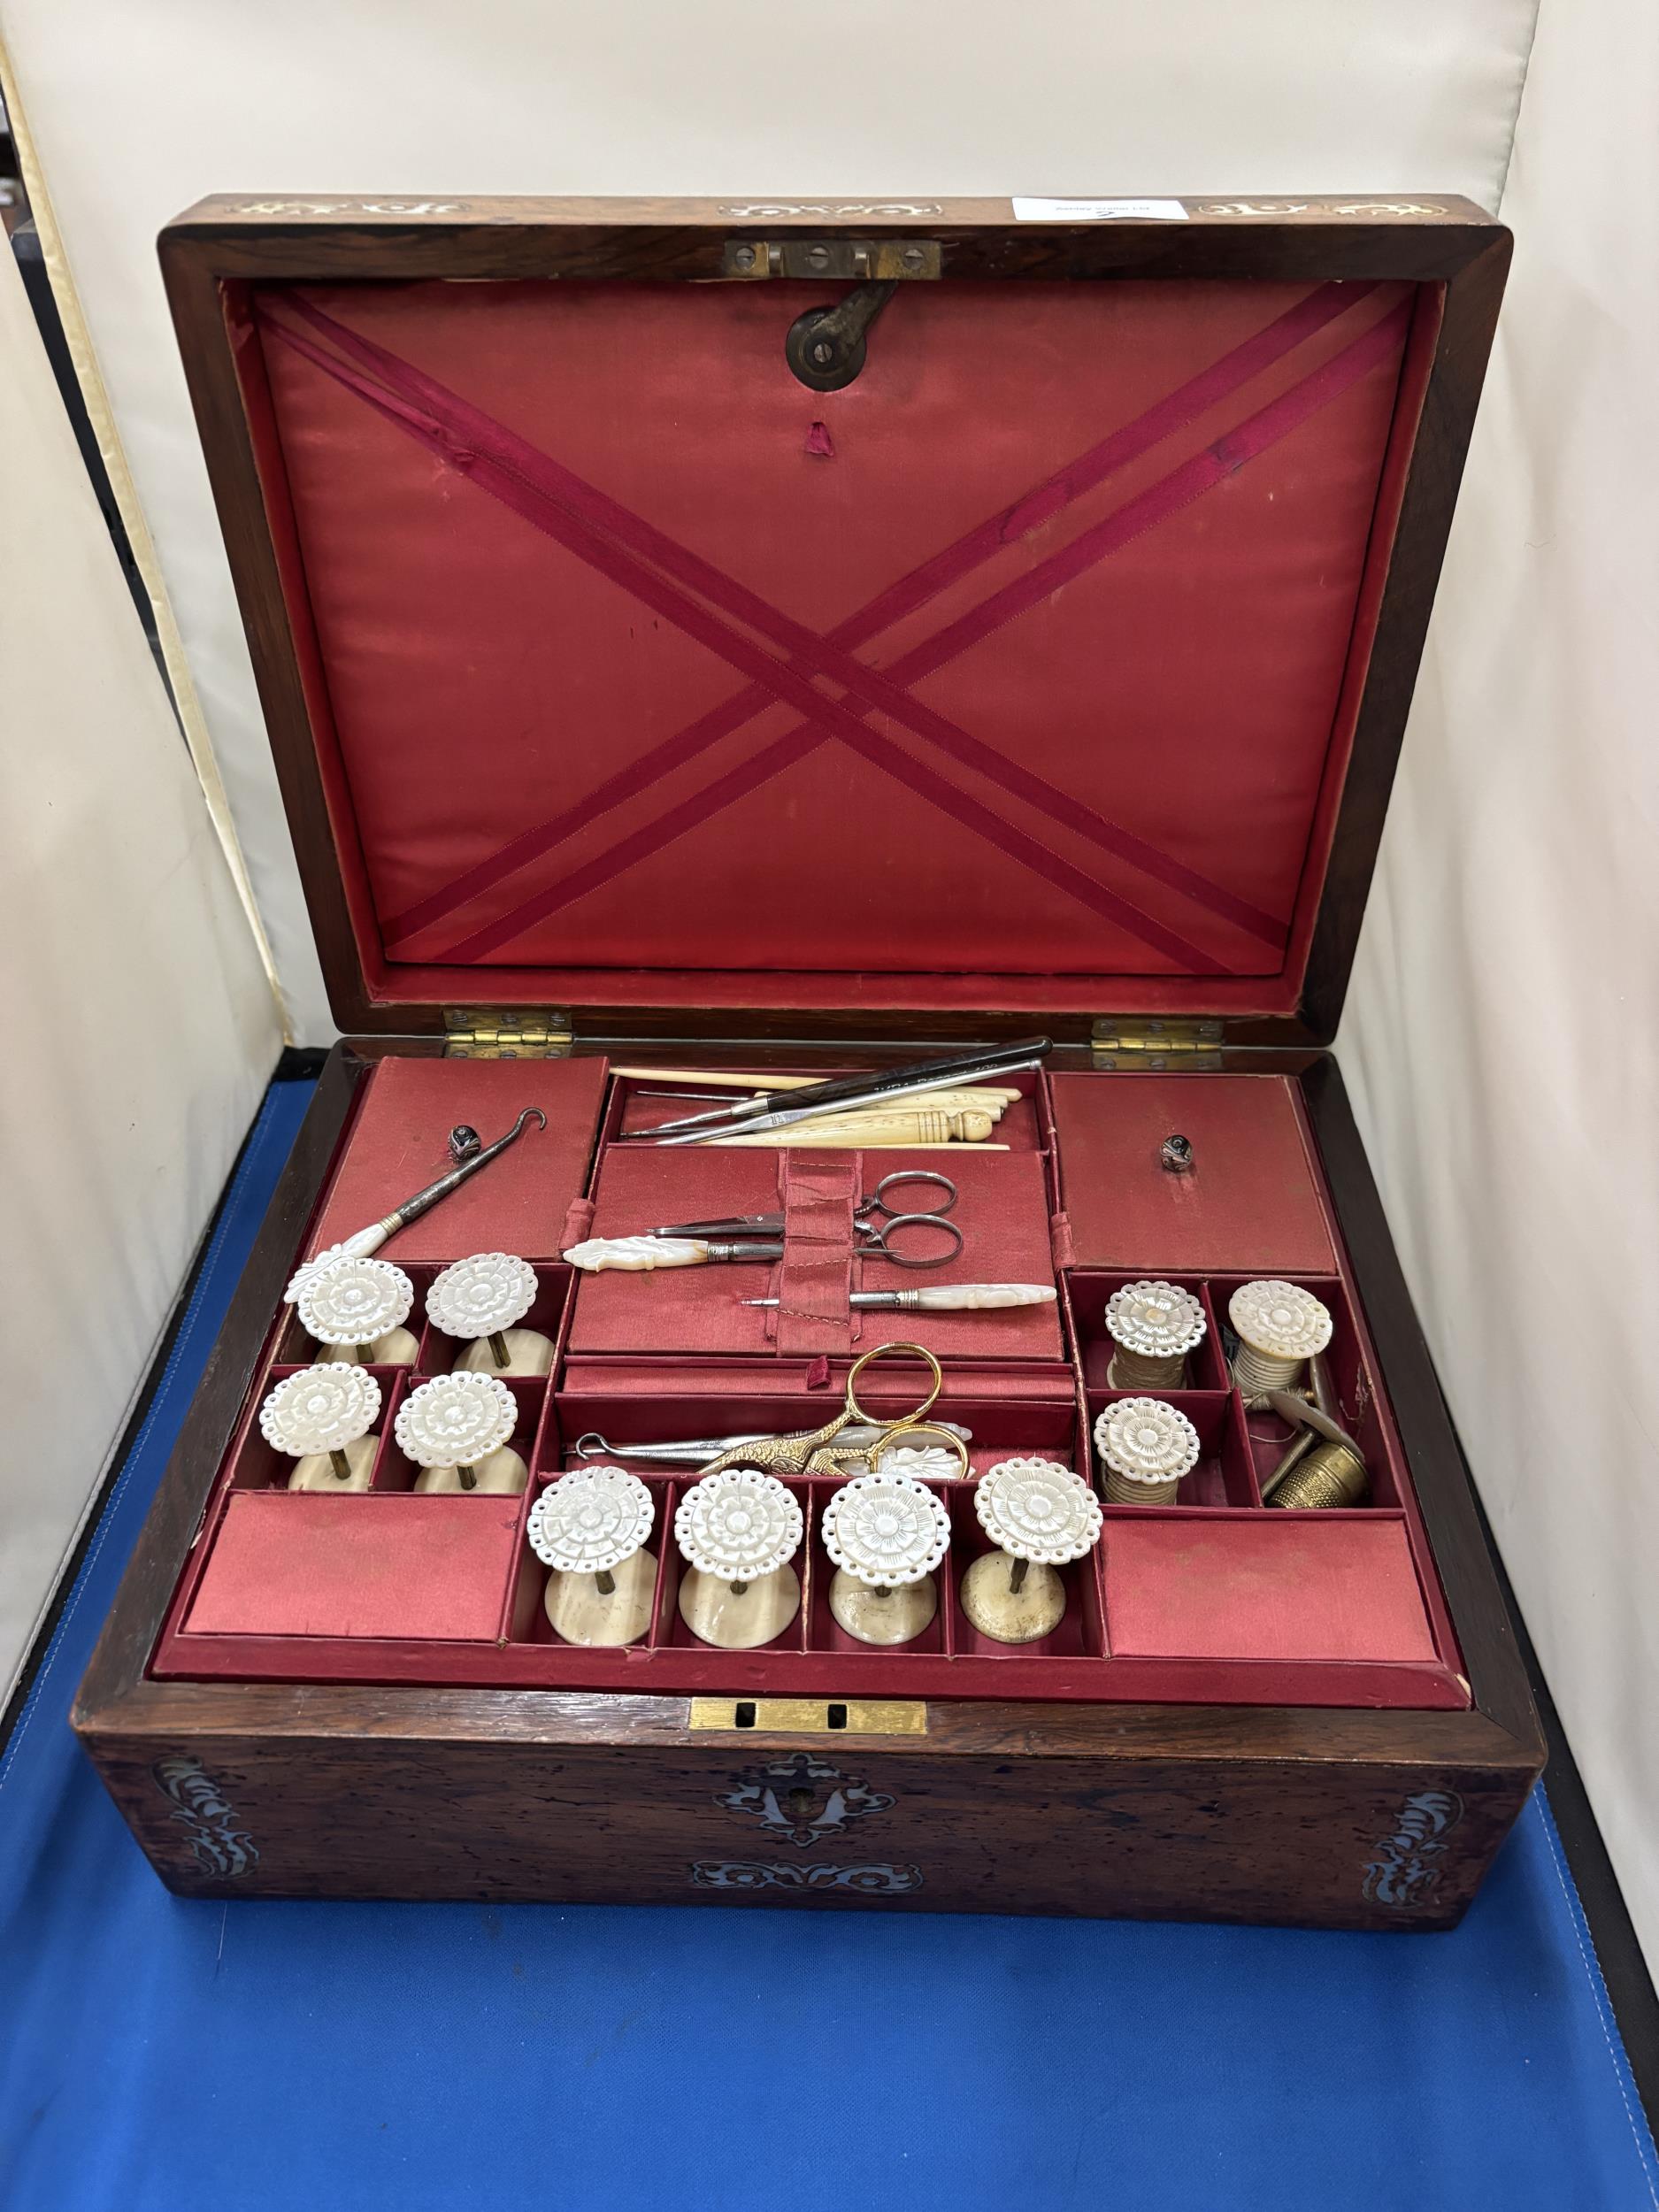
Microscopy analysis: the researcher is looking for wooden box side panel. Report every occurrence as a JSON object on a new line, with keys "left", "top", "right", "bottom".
{"left": 81, "top": 1722, "right": 1532, "bottom": 1931}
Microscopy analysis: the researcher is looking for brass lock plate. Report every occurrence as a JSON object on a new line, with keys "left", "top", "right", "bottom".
{"left": 688, "top": 1696, "right": 927, "bottom": 1736}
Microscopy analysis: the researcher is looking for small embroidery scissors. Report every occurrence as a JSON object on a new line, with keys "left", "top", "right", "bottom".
{"left": 655, "top": 1169, "right": 962, "bottom": 1270}
{"left": 695, "top": 1341, "right": 972, "bottom": 1478}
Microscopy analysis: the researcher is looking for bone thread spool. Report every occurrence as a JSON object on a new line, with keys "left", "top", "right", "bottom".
{"left": 962, "top": 1457, "right": 1102, "bottom": 1644}
{"left": 528, "top": 1467, "right": 657, "bottom": 1644}
{"left": 296, "top": 1254, "right": 418, "bottom": 1367}
{"left": 393, "top": 1371, "right": 526, "bottom": 1494}
{"left": 259, "top": 1366, "right": 382, "bottom": 1493}
{"left": 674, "top": 1468, "right": 804, "bottom": 1649}
{"left": 1094, "top": 1397, "right": 1202, "bottom": 1506}
{"left": 426, "top": 1251, "right": 553, "bottom": 1378}
{"left": 1228, "top": 1280, "right": 1333, "bottom": 1401}
{"left": 821, "top": 1470, "right": 952, "bottom": 1646}
{"left": 1104, "top": 1279, "right": 1207, "bottom": 1390}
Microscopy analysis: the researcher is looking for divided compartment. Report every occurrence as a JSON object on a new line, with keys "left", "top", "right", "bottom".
{"left": 1087, "top": 1387, "right": 1258, "bottom": 1510}
{"left": 407, "top": 1262, "right": 572, "bottom": 1376}
{"left": 1065, "top": 1271, "right": 1231, "bottom": 1394}
{"left": 519, "top": 1365, "right": 1087, "bottom": 1667}
{"left": 154, "top": 1057, "right": 1466, "bottom": 1706}
{"left": 567, "top": 1137, "right": 1063, "bottom": 1362}
{"left": 300, "top": 1051, "right": 611, "bottom": 1265}
{"left": 375, "top": 1370, "right": 549, "bottom": 1494}
{"left": 603, "top": 1061, "right": 1054, "bottom": 1156}
{"left": 1213, "top": 1271, "right": 1406, "bottom": 1511}
{"left": 947, "top": 1476, "right": 1107, "bottom": 1661}
{"left": 227, "top": 1364, "right": 409, "bottom": 1493}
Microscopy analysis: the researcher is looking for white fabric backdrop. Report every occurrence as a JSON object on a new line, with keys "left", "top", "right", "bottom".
{"left": 1, "top": 0, "right": 1539, "bottom": 1042}
{"left": 1340, "top": 0, "right": 1659, "bottom": 1971}
{"left": 18, "top": 0, "right": 1659, "bottom": 1976}
{"left": 0, "top": 241, "right": 278, "bottom": 1702}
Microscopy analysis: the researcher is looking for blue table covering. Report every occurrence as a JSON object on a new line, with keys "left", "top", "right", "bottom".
{"left": 3, "top": 1075, "right": 1656, "bottom": 2212}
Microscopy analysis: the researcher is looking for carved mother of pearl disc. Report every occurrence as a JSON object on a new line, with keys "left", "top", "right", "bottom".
{"left": 674, "top": 1468, "right": 803, "bottom": 1581}
{"left": 296, "top": 1255, "right": 415, "bottom": 1348}
{"left": 394, "top": 1371, "right": 516, "bottom": 1469}
{"left": 259, "top": 1365, "right": 381, "bottom": 1456}
{"left": 1228, "top": 1279, "right": 1333, "bottom": 1359}
{"left": 872, "top": 1442, "right": 958, "bottom": 1485}
{"left": 1105, "top": 1279, "right": 1207, "bottom": 1358}
{"left": 426, "top": 1252, "right": 538, "bottom": 1340}
{"left": 822, "top": 1471, "right": 950, "bottom": 1590}
{"left": 527, "top": 1467, "right": 655, "bottom": 1575}
{"left": 973, "top": 1456, "right": 1102, "bottom": 1566}
{"left": 1094, "top": 1398, "right": 1202, "bottom": 1481}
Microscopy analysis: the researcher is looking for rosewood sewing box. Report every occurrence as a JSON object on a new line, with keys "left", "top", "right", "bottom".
{"left": 73, "top": 192, "right": 1544, "bottom": 1925}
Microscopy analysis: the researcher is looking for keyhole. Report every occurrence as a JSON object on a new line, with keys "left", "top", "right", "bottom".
{"left": 787, "top": 1787, "right": 818, "bottom": 1818}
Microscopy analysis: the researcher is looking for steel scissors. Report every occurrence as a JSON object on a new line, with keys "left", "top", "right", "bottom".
{"left": 654, "top": 1169, "right": 962, "bottom": 1270}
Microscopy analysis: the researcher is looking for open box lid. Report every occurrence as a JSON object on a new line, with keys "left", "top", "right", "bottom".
{"left": 162, "top": 193, "right": 1508, "bottom": 1047}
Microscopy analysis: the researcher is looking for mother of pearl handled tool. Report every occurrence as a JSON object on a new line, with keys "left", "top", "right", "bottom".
{"left": 528, "top": 1466, "right": 657, "bottom": 1646}
{"left": 647, "top": 1037, "right": 1051, "bottom": 1143}
{"left": 260, "top": 1366, "right": 382, "bottom": 1492}
{"left": 571, "top": 1419, "right": 971, "bottom": 1466}
{"left": 284, "top": 1108, "right": 546, "bottom": 1303}
{"left": 296, "top": 1254, "right": 418, "bottom": 1366}
{"left": 743, "top": 1283, "right": 1056, "bottom": 1312}
{"left": 394, "top": 1371, "right": 526, "bottom": 1494}
{"left": 426, "top": 1251, "right": 554, "bottom": 1378}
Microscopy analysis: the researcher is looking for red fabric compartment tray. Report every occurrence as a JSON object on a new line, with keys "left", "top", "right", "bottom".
{"left": 1051, "top": 1070, "right": 1336, "bottom": 1272}
{"left": 305, "top": 1054, "right": 608, "bottom": 1263}
{"left": 185, "top": 1493, "right": 522, "bottom": 1641}
{"left": 150, "top": 1066, "right": 1466, "bottom": 1709}
{"left": 568, "top": 1142, "right": 1063, "bottom": 1361}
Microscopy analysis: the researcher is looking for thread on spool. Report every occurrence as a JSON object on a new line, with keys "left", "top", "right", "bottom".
{"left": 1231, "top": 1341, "right": 1307, "bottom": 1400}
{"left": 1102, "top": 1468, "right": 1181, "bottom": 1507}
{"left": 1104, "top": 1280, "right": 1205, "bottom": 1392}
{"left": 1266, "top": 1440, "right": 1368, "bottom": 1510}
{"left": 1107, "top": 1346, "right": 1187, "bottom": 1391}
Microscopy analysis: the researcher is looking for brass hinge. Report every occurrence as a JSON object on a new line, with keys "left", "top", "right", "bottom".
{"left": 722, "top": 237, "right": 941, "bottom": 280}
{"left": 442, "top": 1008, "right": 572, "bottom": 1059}
{"left": 1091, "top": 1018, "right": 1225, "bottom": 1071}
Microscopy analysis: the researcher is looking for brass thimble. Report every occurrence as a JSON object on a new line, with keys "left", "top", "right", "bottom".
{"left": 1265, "top": 1437, "right": 1368, "bottom": 1510}
{"left": 1094, "top": 1397, "right": 1201, "bottom": 1507}
{"left": 1228, "top": 1281, "right": 1333, "bottom": 1402}
{"left": 1105, "top": 1280, "right": 1207, "bottom": 1390}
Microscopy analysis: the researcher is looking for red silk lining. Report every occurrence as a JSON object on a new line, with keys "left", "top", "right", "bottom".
{"left": 258, "top": 288, "right": 1405, "bottom": 972}
{"left": 244, "top": 273, "right": 1424, "bottom": 1003}
{"left": 263, "top": 303, "right": 1244, "bottom": 972}
{"left": 303, "top": 283, "right": 1369, "bottom": 955}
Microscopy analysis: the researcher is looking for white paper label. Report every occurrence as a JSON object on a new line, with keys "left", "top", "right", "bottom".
{"left": 1011, "top": 196, "right": 1188, "bottom": 223}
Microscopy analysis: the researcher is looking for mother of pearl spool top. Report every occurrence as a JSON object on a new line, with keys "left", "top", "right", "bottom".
{"left": 426, "top": 1251, "right": 552, "bottom": 1376}
{"left": 973, "top": 1456, "right": 1102, "bottom": 1565}
{"left": 259, "top": 1364, "right": 382, "bottom": 1491}
{"left": 822, "top": 1471, "right": 951, "bottom": 1590}
{"left": 295, "top": 1253, "right": 416, "bottom": 1363}
{"left": 393, "top": 1371, "right": 522, "bottom": 1492}
{"left": 527, "top": 1466, "right": 656, "bottom": 1577}
{"left": 1228, "top": 1279, "right": 1333, "bottom": 1398}
{"left": 1094, "top": 1397, "right": 1202, "bottom": 1505}
{"left": 674, "top": 1468, "right": 803, "bottom": 1583}
{"left": 1104, "top": 1279, "right": 1206, "bottom": 1388}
